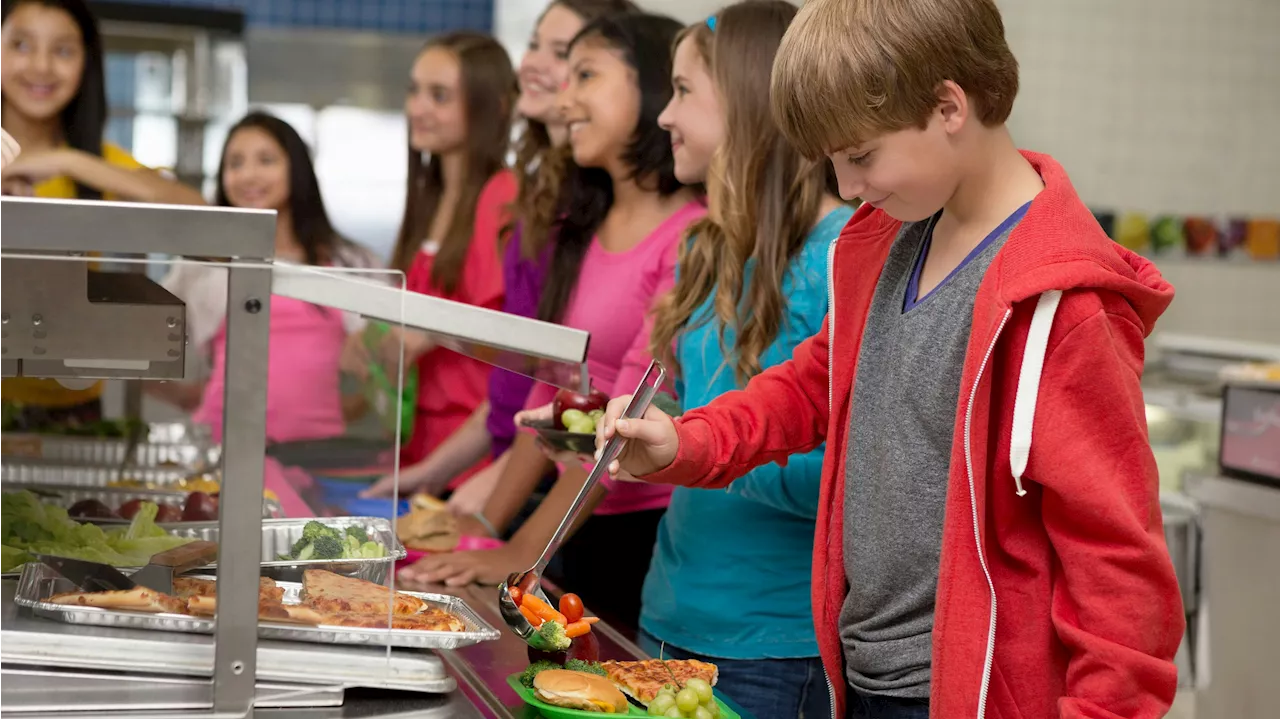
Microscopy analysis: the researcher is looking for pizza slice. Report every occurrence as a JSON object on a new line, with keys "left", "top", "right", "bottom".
{"left": 45, "top": 587, "right": 188, "bottom": 615}
{"left": 300, "top": 569, "right": 425, "bottom": 616}
{"left": 317, "top": 606, "right": 465, "bottom": 632}
{"left": 599, "top": 659, "right": 720, "bottom": 705}
{"left": 186, "top": 595, "right": 323, "bottom": 626}
{"left": 172, "top": 576, "right": 283, "bottom": 603}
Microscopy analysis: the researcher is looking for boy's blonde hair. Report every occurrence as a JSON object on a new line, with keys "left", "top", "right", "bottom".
{"left": 771, "top": 0, "right": 1019, "bottom": 159}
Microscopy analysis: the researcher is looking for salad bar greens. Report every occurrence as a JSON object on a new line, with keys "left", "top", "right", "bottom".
{"left": 1, "top": 490, "right": 193, "bottom": 573}
{"left": 1, "top": 402, "right": 146, "bottom": 438}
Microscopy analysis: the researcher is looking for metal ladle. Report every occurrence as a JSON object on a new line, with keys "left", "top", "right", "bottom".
{"left": 499, "top": 361, "right": 666, "bottom": 644}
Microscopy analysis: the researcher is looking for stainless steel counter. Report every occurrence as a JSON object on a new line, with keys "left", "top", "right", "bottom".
{"left": 0, "top": 577, "right": 648, "bottom": 718}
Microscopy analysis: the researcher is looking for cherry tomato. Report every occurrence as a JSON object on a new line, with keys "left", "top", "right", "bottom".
{"left": 559, "top": 593, "right": 584, "bottom": 624}
{"left": 507, "top": 586, "right": 523, "bottom": 607}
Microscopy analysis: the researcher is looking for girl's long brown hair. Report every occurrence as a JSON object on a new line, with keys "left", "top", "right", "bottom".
{"left": 508, "top": 0, "right": 638, "bottom": 261}
{"left": 650, "top": 0, "right": 835, "bottom": 385}
{"left": 391, "top": 32, "right": 516, "bottom": 293}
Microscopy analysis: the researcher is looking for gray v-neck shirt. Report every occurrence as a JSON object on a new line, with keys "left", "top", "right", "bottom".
{"left": 839, "top": 210, "right": 1021, "bottom": 698}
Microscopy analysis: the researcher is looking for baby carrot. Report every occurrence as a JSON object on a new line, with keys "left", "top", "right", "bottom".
{"left": 522, "top": 594, "right": 568, "bottom": 625}
{"left": 564, "top": 620, "right": 593, "bottom": 638}
{"left": 519, "top": 604, "right": 543, "bottom": 628}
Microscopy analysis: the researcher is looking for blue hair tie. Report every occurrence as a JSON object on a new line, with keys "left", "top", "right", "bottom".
{"left": 706, "top": 15, "right": 717, "bottom": 31}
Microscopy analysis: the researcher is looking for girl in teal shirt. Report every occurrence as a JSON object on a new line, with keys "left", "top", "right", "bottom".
{"left": 644, "top": 3, "right": 854, "bottom": 717}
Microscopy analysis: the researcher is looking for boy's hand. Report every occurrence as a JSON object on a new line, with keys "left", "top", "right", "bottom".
{"left": 594, "top": 394, "right": 679, "bottom": 479}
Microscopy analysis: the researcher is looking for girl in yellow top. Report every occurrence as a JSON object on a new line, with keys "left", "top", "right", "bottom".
{"left": 1, "top": 0, "right": 206, "bottom": 425}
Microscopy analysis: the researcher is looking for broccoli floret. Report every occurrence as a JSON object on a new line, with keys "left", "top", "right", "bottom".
{"left": 528, "top": 620, "right": 571, "bottom": 652}
{"left": 289, "top": 536, "right": 311, "bottom": 557}
{"left": 359, "top": 541, "right": 384, "bottom": 558}
{"left": 562, "top": 659, "right": 605, "bottom": 677}
{"left": 344, "top": 525, "right": 369, "bottom": 544}
{"left": 519, "top": 660, "right": 562, "bottom": 688}
{"left": 309, "top": 534, "right": 346, "bottom": 560}
{"left": 301, "top": 520, "right": 338, "bottom": 544}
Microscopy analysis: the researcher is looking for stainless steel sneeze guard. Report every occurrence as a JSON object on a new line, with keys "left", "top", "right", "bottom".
{"left": 2, "top": 196, "right": 596, "bottom": 716}
{"left": 1, "top": 195, "right": 276, "bottom": 715}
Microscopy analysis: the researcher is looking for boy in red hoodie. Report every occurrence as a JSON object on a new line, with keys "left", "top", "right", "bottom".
{"left": 596, "top": 0, "right": 1185, "bottom": 717}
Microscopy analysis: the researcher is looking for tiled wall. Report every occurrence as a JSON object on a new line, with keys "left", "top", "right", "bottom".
{"left": 116, "top": 0, "right": 493, "bottom": 34}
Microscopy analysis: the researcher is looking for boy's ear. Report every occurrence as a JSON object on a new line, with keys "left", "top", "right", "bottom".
{"left": 935, "top": 80, "right": 970, "bottom": 136}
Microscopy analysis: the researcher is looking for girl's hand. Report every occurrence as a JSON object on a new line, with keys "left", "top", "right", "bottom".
{"left": 377, "top": 327, "right": 431, "bottom": 377}
{"left": 360, "top": 468, "right": 431, "bottom": 499}
{"left": 340, "top": 331, "right": 372, "bottom": 381}
{"left": 1, "top": 148, "right": 72, "bottom": 183}
{"left": 1, "top": 130, "right": 20, "bottom": 170}
{"left": 595, "top": 394, "right": 680, "bottom": 479}
{"left": 446, "top": 464, "right": 502, "bottom": 516}
{"left": 397, "top": 545, "right": 528, "bottom": 587}
{"left": 515, "top": 404, "right": 594, "bottom": 465}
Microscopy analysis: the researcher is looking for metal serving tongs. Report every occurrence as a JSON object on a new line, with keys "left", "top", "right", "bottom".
{"left": 499, "top": 360, "right": 666, "bottom": 644}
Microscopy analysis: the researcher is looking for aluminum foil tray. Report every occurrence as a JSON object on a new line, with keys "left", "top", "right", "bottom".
{"left": 170, "top": 517, "right": 407, "bottom": 584}
{"left": 1, "top": 422, "right": 218, "bottom": 470}
{"left": 14, "top": 562, "right": 501, "bottom": 651}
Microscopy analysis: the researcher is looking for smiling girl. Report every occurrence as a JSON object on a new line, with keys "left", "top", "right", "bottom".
{"left": 639, "top": 3, "right": 851, "bottom": 715}
{"left": 153, "top": 112, "right": 381, "bottom": 443}
{"left": 1, "top": 0, "right": 205, "bottom": 428}
{"left": 378, "top": 33, "right": 519, "bottom": 489}
{"left": 360, "top": 0, "right": 636, "bottom": 507}
{"left": 400, "top": 13, "right": 702, "bottom": 631}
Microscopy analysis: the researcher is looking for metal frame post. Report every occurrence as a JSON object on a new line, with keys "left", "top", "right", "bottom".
{"left": 212, "top": 262, "right": 272, "bottom": 714}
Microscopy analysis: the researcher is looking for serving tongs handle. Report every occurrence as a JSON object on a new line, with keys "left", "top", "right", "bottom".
{"left": 530, "top": 361, "right": 666, "bottom": 577}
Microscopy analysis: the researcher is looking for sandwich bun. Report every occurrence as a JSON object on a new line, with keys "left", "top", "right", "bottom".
{"left": 533, "top": 670, "right": 628, "bottom": 713}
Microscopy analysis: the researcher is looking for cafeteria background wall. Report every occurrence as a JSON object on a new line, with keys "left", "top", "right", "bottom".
{"left": 1002, "top": 0, "right": 1279, "bottom": 344}
{"left": 108, "top": 0, "right": 494, "bottom": 33}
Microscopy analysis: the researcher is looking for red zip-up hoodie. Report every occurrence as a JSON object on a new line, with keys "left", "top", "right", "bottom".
{"left": 645, "top": 152, "right": 1184, "bottom": 719}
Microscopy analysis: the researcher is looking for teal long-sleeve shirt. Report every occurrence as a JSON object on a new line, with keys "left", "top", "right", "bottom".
{"left": 639, "top": 206, "right": 852, "bottom": 659}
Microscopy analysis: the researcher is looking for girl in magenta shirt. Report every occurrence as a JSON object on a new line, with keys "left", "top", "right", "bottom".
{"left": 402, "top": 13, "right": 702, "bottom": 631}
{"left": 156, "top": 112, "right": 379, "bottom": 444}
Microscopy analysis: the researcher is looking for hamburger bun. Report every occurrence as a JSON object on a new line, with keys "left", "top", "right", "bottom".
{"left": 533, "top": 670, "right": 629, "bottom": 713}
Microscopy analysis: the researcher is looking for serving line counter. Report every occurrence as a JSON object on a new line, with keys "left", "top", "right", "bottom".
{"left": 0, "top": 575, "right": 652, "bottom": 718}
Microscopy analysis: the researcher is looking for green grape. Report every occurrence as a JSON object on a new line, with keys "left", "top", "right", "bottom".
{"left": 686, "top": 678, "right": 713, "bottom": 703}
{"left": 650, "top": 694, "right": 677, "bottom": 715}
{"left": 676, "top": 688, "right": 700, "bottom": 713}
{"left": 561, "top": 409, "right": 587, "bottom": 427}
{"left": 648, "top": 702, "right": 666, "bottom": 717}
{"left": 693, "top": 706, "right": 714, "bottom": 719}
{"left": 663, "top": 707, "right": 683, "bottom": 719}
{"left": 703, "top": 699, "right": 720, "bottom": 718}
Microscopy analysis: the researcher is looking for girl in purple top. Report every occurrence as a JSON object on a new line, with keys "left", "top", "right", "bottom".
{"left": 361, "top": 0, "right": 636, "bottom": 509}
{"left": 403, "top": 12, "right": 703, "bottom": 632}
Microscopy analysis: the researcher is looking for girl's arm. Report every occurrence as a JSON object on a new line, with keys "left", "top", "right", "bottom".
{"left": 67, "top": 151, "right": 206, "bottom": 204}
{"left": 360, "top": 401, "right": 494, "bottom": 498}
{"left": 477, "top": 431, "right": 554, "bottom": 535}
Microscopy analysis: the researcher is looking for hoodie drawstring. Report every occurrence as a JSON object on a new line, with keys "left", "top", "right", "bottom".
{"left": 1010, "top": 290, "right": 1062, "bottom": 496}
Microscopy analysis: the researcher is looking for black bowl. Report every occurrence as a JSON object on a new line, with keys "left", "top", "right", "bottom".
{"left": 522, "top": 419, "right": 596, "bottom": 456}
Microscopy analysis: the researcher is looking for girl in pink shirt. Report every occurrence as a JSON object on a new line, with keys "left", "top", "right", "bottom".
{"left": 373, "top": 33, "right": 519, "bottom": 491}
{"left": 402, "top": 13, "right": 702, "bottom": 631}
{"left": 155, "top": 112, "right": 380, "bottom": 444}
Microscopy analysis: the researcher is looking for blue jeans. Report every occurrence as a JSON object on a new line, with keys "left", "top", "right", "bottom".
{"left": 638, "top": 630, "right": 832, "bottom": 719}
{"left": 844, "top": 688, "right": 930, "bottom": 719}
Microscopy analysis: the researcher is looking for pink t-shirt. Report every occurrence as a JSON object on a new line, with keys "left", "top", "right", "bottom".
{"left": 193, "top": 296, "right": 348, "bottom": 444}
{"left": 527, "top": 200, "right": 706, "bottom": 515}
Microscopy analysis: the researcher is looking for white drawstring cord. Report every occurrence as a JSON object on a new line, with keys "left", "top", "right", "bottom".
{"left": 1010, "top": 290, "right": 1062, "bottom": 497}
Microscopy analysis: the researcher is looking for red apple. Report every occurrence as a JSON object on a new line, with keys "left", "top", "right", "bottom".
{"left": 117, "top": 498, "right": 146, "bottom": 520}
{"left": 566, "top": 629, "right": 600, "bottom": 663}
{"left": 182, "top": 491, "right": 219, "bottom": 522}
{"left": 155, "top": 504, "right": 184, "bottom": 523}
{"left": 552, "top": 388, "right": 609, "bottom": 430}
